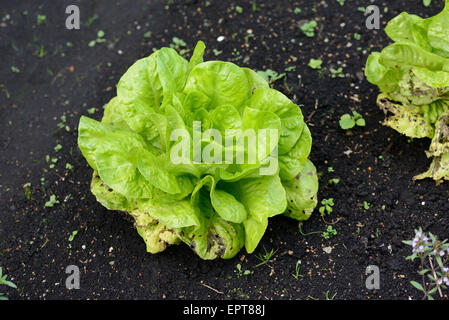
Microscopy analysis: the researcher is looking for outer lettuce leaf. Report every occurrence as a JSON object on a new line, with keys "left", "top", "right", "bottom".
{"left": 243, "top": 67, "right": 270, "bottom": 91}
{"left": 78, "top": 41, "right": 318, "bottom": 259}
{"left": 180, "top": 215, "right": 245, "bottom": 260}
{"left": 376, "top": 94, "right": 434, "bottom": 139}
{"left": 102, "top": 97, "right": 130, "bottom": 129}
{"left": 90, "top": 171, "right": 137, "bottom": 212}
{"left": 283, "top": 160, "right": 319, "bottom": 221}
{"left": 427, "top": 2, "right": 449, "bottom": 56}
{"left": 365, "top": 52, "right": 389, "bottom": 86}
{"left": 427, "top": 111, "right": 449, "bottom": 157}
{"left": 138, "top": 198, "right": 199, "bottom": 229}
{"left": 117, "top": 54, "right": 162, "bottom": 137}
{"left": 384, "top": 12, "right": 423, "bottom": 44}
{"left": 131, "top": 208, "right": 180, "bottom": 254}
{"left": 414, "top": 152, "right": 449, "bottom": 182}
{"left": 78, "top": 116, "right": 115, "bottom": 170}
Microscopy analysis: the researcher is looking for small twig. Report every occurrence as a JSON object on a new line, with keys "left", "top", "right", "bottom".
{"left": 383, "top": 142, "right": 393, "bottom": 154}
{"left": 307, "top": 110, "right": 317, "bottom": 121}
{"left": 3, "top": 137, "right": 12, "bottom": 150}
{"left": 200, "top": 281, "right": 223, "bottom": 295}
{"left": 51, "top": 71, "right": 63, "bottom": 86}
{"left": 321, "top": 216, "right": 343, "bottom": 225}
{"left": 40, "top": 238, "right": 49, "bottom": 250}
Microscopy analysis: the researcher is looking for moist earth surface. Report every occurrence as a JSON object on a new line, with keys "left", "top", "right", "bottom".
{"left": 0, "top": 0, "right": 448, "bottom": 300}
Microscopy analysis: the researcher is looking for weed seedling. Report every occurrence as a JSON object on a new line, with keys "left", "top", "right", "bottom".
{"left": 292, "top": 260, "right": 302, "bottom": 279}
{"left": 89, "top": 30, "right": 106, "bottom": 47}
{"left": 339, "top": 111, "right": 366, "bottom": 130}
{"left": 322, "top": 226, "right": 337, "bottom": 240}
{"left": 85, "top": 15, "right": 98, "bottom": 27}
{"left": 0, "top": 267, "right": 17, "bottom": 300}
{"left": 170, "top": 37, "right": 191, "bottom": 56}
{"left": 363, "top": 201, "right": 370, "bottom": 210}
{"left": 252, "top": 1, "right": 260, "bottom": 12}
{"left": 69, "top": 230, "right": 78, "bottom": 242}
{"left": 235, "top": 264, "right": 251, "bottom": 278}
{"left": 301, "top": 20, "right": 317, "bottom": 37}
{"left": 213, "top": 49, "right": 222, "bottom": 56}
{"left": 45, "top": 195, "right": 59, "bottom": 208}
{"left": 37, "top": 14, "right": 47, "bottom": 26}
{"left": 254, "top": 246, "right": 276, "bottom": 268}
{"left": 308, "top": 58, "right": 322, "bottom": 70}
{"left": 319, "top": 198, "right": 334, "bottom": 217}
{"left": 330, "top": 67, "right": 344, "bottom": 78}
{"left": 325, "top": 291, "right": 337, "bottom": 300}
{"left": 257, "top": 69, "right": 286, "bottom": 85}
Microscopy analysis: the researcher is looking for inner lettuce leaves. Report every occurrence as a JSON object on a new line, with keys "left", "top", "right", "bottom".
{"left": 78, "top": 41, "right": 318, "bottom": 259}
{"left": 366, "top": 1, "right": 449, "bottom": 182}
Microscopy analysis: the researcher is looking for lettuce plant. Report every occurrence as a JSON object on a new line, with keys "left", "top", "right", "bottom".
{"left": 78, "top": 41, "right": 318, "bottom": 259}
{"left": 366, "top": 2, "right": 449, "bottom": 182}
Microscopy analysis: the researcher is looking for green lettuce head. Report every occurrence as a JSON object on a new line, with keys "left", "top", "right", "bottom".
{"left": 366, "top": 1, "right": 449, "bottom": 182}
{"left": 78, "top": 41, "right": 318, "bottom": 259}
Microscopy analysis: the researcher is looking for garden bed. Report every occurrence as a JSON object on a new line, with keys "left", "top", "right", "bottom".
{"left": 0, "top": 0, "right": 448, "bottom": 300}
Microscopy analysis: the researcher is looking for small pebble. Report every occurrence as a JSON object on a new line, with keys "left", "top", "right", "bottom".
{"left": 323, "top": 247, "right": 332, "bottom": 254}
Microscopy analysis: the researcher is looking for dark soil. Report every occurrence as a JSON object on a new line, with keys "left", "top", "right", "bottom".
{"left": 1, "top": 0, "right": 448, "bottom": 300}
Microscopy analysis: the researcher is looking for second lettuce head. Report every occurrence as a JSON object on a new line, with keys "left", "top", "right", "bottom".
{"left": 78, "top": 41, "right": 318, "bottom": 259}
{"left": 366, "top": 1, "right": 449, "bottom": 182}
